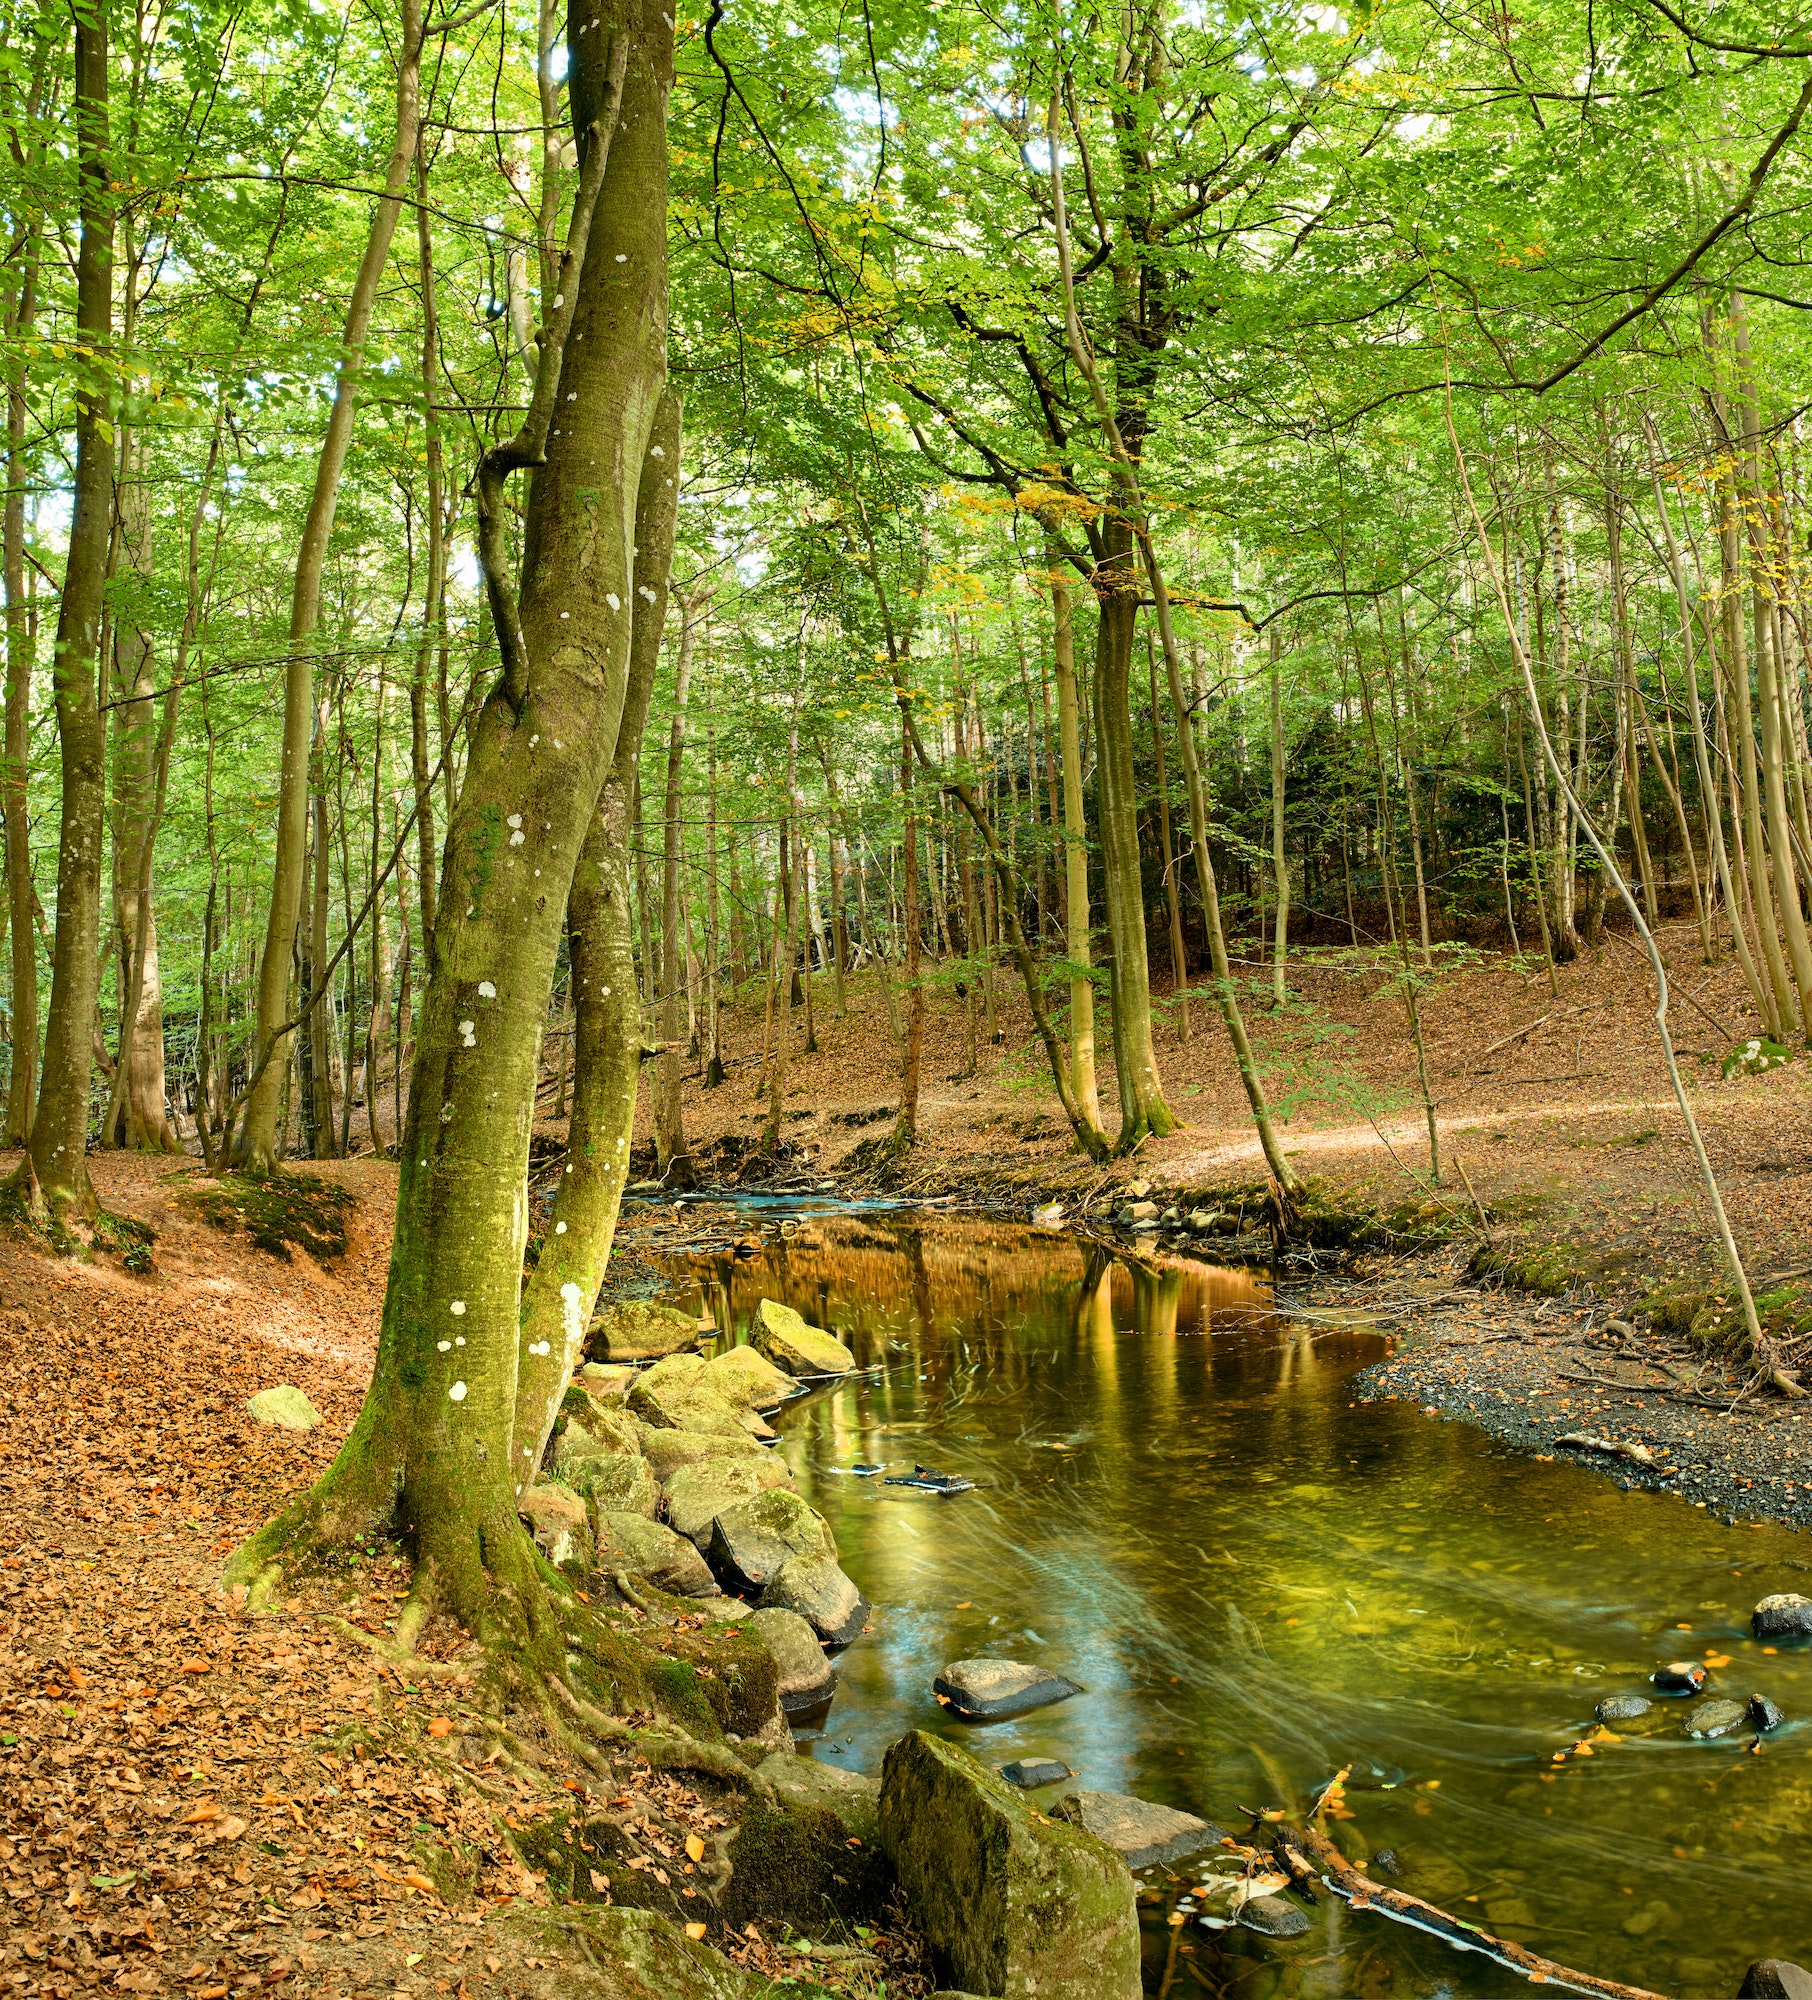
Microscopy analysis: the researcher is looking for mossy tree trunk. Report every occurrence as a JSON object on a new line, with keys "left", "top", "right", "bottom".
{"left": 15, "top": 16, "right": 111, "bottom": 1225}
{"left": 230, "top": 0, "right": 673, "bottom": 1646}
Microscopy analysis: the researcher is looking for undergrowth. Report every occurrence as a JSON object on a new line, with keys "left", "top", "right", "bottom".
{"left": 184, "top": 1167, "right": 357, "bottom": 1261}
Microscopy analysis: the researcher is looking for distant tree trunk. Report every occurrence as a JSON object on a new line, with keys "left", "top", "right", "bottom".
{"left": 1149, "top": 636, "right": 1189, "bottom": 1040}
{"left": 889, "top": 708, "right": 923, "bottom": 1155}
{"left": 14, "top": 15, "right": 111, "bottom": 1224}
{"left": 1267, "top": 627, "right": 1289, "bottom": 1008}
{"left": 704, "top": 691, "right": 724, "bottom": 1084}
{"left": 236, "top": 0, "right": 425, "bottom": 1172}
{"left": 308, "top": 709, "right": 338, "bottom": 1157}
{"left": 410, "top": 120, "right": 445, "bottom": 954}
{"left": 1050, "top": 550, "right": 1105, "bottom": 1138}
{"left": 654, "top": 594, "right": 696, "bottom": 1182}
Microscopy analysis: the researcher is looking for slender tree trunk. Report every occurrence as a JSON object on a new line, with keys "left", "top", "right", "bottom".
{"left": 889, "top": 708, "right": 923, "bottom": 1154}
{"left": 2, "top": 211, "right": 40, "bottom": 1147}
{"left": 236, "top": 0, "right": 426, "bottom": 1171}
{"left": 1050, "top": 551, "right": 1104, "bottom": 1137}
{"left": 1149, "top": 636, "right": 1189, "bottom": 1039}
{"left": 1267, "top": 626, "right": 1289, "bottom": 1007}
{"left": 14, "top": 16, "right": 111, "bottom": 1224}
{"left": 654, "top": 596, "right": 695, "bottom": 1181}
{"left": 410, "top": 121, "right": 445, "bottom": 952}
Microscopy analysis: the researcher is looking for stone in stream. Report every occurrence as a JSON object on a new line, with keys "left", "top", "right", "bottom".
{"left": 998, "top": 1758, "right": 1073, "bottom": 1789}
{"left": 594, "top": 1512, "right": 719, "bottom": 1597}
{"left": 630, "top": 1354, "right": 775, "bottom": 1440}
{"left": 1684, "top": 1698, "right": 1748, "bottom": 1739}
{"left": 706, "top": 1487, "right": 838, "bottom": 1594}
{"left": 747, "top": 1606, "right": 836, "bottom": 1720}
{"left": 702, "top": 1344, "right": 798, "bottom": 1412}
{"left": 587, "top": 1298, "right": 706, "bottom": 1364}
{"left": 1371, "top": 1849, "right": 1404, "bottom": 1877}
{"left": 1594, "top": 1693, "right": 1653, "bottom": 1723}
{"left": 759, "top": 1552, "right": 869, "bottom": 1646}
{"left": 1235, "top": 1895, "right": 1312, "bottom": 1938}
{"left": 639, "top": 1425, "right": 772, "bottom": 1480}
{"left": 1748, "top": 1693, "right": 1785, "bottom": 1732}
{"left": 878, "top": 1729, "right": 1141, "bottom": 2000}
{"left": 933, "top": 1658, "right": 1083, "bottom": 1722}
{"left": 662, "top": 1457, "right": 795, "bottom": 1547}
{"left": 751, "top": 1297, "right": 857, "bottom": 1378}
{"left": 246, "top": 1385, "right": 321, "bottom": 1431}
{"left": 1738, "top": 1964, "right": 1812, "bottom": 2000}
{"left": 1651, "top": 1660, "right": 1708, "bottom": 1694}
{"left": 1050, "top": 1790, "right": 1225, "bottom": 1871}
{"left": 517, "top": 1481, "right": 590, "bottom": 1570}
{"left": 1752, "top": 1592, "right": 1812, "bottom": 1640}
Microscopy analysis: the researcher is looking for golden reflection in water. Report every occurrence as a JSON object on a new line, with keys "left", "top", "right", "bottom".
{"left": 655, "top": 1212, "right": 1812, "bottom": 2000}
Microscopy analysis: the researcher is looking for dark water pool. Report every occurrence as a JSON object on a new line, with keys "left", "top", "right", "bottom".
{"left": 663, "top": 1211, "right": 1812, "bottom": 1999}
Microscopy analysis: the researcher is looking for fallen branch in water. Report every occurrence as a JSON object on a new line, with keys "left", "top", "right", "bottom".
{"left": 1270, "top": 1823, "right": 1673, "bottom": 2000}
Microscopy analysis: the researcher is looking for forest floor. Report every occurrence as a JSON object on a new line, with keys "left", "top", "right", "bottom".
{"left": 0, "top": 1156, "right": 907, "bottom": 2000}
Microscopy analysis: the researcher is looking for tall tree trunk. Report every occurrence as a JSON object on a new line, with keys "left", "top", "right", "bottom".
{"left": 1267, "top": 626, "right": 1289, "bottom": 1008}
{"left": 2, "top": 202, "right": 41, "bottom": 1147}
{"left": 1149, "top": 636, "right": 1189, "bottom": 1039}
{"left": 14, "top": 15, "right": 111, "bottom": 1224}
{"left": 233, "top": 0, "right": 672, "bottom": 1645}
{"left": 654, "top": 595, "right": 695, "bottom": 1181}
{"left": 889, "top": 708, "right": 923, "bottom": 1155}
{"left": 236, "top": 0, "right": 425, "bottom": 1171}
{"left": 1050, "top": 552, "right": 1104, "bottom": 1137}
{"left": 410, "top": 120, "right": 446, "bottom": 952}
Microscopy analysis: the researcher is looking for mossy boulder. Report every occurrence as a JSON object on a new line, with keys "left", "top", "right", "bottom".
{"left": 246, "top": 1384, "right": 321, "bottom": 1431}
{"left": 588, "top": 1299, "right": 705, "bottom": 1364}
{"left": 879, "top": 1729, "right": 1140, "bottom": 2000}
{"left": 518, "top": 1481, "right": 592, "bottom": 1571}
{"left": 565, "top": 1448, "right": 660, "bottom": 1520}
{"left": 759, "top": 1553, "right": 868, "bottom": 1646}
{"left": 703, "top": 1344, "right": 798, "bottom": 1411}
{"left": 594, "top": 1512, "right": 719, "bottom": 1597}
{"left": 656, "top": 1623, "right": 783, "bottom": 1741}
{"left": 717, "top": 1779, "right": 892, "bottom": 1938}
{"left": 707, "top": 1488, "right": 837, "bottom": 1594}
{"left": 630, "top": 1355, "right": 774, "bottom": 1440}
{"left": 753, "top": 1752, "right": 880, "bottom": 1848}
{"left": 663, "top": 1456, "right": 796, "bottom": 1547}
{"left": 499, "top": 1904, "right": 762, "bottom": 1999}
{"left": 751, "top": 1298, "right": 856, "bottom": 1377}
{"left": 639, "top": 1426, "right": 771, "bottom": 1480}
{"left": 558, "top": 1398, "right": 643, "bottom": 1455}
{"left": 747, "top": 1606, "right": 835, "bottom": 1715}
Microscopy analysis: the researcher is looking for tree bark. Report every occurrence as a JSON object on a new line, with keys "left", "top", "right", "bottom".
{"left": 15, "top": 15, "right": 111, "bottom": 1224}
{"left": 654, "top": 592, "right": 697, "bottom": 1181}
{"left": 1050, "top": 550, "right": 1105, "bottom": 1137}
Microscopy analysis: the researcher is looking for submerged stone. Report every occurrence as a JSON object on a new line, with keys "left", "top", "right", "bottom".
{"left": 707, "top": 1488, "right": 837, "bottom": 1593}
{"left": 759, "top": 1552, "right": 869, "bottom": 1646}
{"left": 1683, "top": 1697, "right": 1748, "bottom": 1738}
{"left": 247, "top": 1385, "right": 321, "bottom": 1431}
{"left": 878, "top": 1729, "right": 1140, "bottom": 2000}
{"left": 1050, "top": 1791, "right": 1224, "bottom": 1871}
{"left": 1594, "top": 1693, "right": 1652, "bottom": 1723}
{"left": 933, "top": 1657, "right": 1083, "bottom": 1722}
{"left": 751, "top": 1297, "right": 856, "bottom": 1378}
{"left": 1752, "top": 1592, "right": 1812, "bottom": 1640}
{"left": 594, "top": 1511, "right": 718, "bottom": 1597}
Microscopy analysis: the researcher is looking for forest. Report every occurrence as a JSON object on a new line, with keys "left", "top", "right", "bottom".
{"left": 4, "top": 0, "right": 1812, "bottom": 1994}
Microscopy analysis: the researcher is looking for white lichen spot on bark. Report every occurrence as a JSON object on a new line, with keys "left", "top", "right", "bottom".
{"left": 448, "top": 1381, "right": 468, "bottom": 1403}
{"left": 560, "top": 1281, "right": 584, "bottom": 1354}
{"left": 554, "top": 1221, "right": 567, "bottom": 1234}
{"left": 605, "top": 592, "right": 621, "bottom": 612}
{"left": 438, "top": 1339, "right": 452, "bottom": 1351}
{"left": 450, "top": 1300, "right": 466, "bottom": 1316}
{"left": 478, "top": 981, "right": 496, "bottom": 999}
{"left": 528, "top": 1340, "right": 551, "bottom": 1356}
{"left": 459, "top": 1018, "right": 477, "bottom": 1046}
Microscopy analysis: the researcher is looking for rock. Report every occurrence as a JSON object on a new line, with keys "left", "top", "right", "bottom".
{"left": 1050, "top": 1791, "right": 1224, "bottom": 1871}
{"left": 594, "top": 1512, "right": 719, "bottom": 1597}
{"left": 662, "top": 1457, "right": 795, "bottom": 1546}
{"left": 759, "top": 1553, "right": 869, "bottom": 1646}
{"left": 514, "top": 1904, "right": 760, "bottom": 1999}
{"left": 1236, "top": 1894, "right": 1311, "bottom": 1938}
{"left": 587, "top": 1299, "right": 704, "bottom": 1364}
{"left": 703, "top": 1345, "right": 798, "bottom": 1412}
{"left": 1651, "top": 1660, "right": 1707, "bottom": 1694}
{"left": 1372, "top": 1849, "right": 1403, "bottom": 1877}
{"left": 1031, "top": 1202, "right": 1065, "bottom": 1228}
{"left": 1126, "top": 1200, "right": 1159, "bottom": 1221}
{"left": 564, "top": 1448, "right": 660, "bottom": 1520}
{"left": 639, "top": 1426, "right": 772, "bottom": 1480}
{"left": 630, "top": 1355, "right": 770, "bottom": 1439}
{"left": 933, "top": 1657, "right": 1083, "bottom": 1722}
{"left": 518, "top": 1481, "right": 591, "bottom": 1569}
{"left": 878, "top": 1729, "right": 1140, "bottom": 2000}
{"left": 246, "top": 1385, "right": 320, "bottom": 1431}
{"left": 1684, "top": 1697, "right": 1748, "bottom": 1738}
{"left": 1748, "top": 1693, "right": 1785, "bottom": 1732}
{"left": 753, "top": 1751, "right": 880, "bottom": 1847}
{"left": 559, "top": 1400, "right": 643, "bottom": 1456}
{"left": 751, "top": 1297, "right": 856, "bottom": 1377}
{"left": 1187, "top": 1210, "right": 1218, "bottom": 1232}
{"left": 574, "top": 1360, "right": 635, "bottom": 1402}
{"left": 1752, "top": 1592, "right": 1812, "bottom": 1639}
{"left": 998, "top": 1759, "right": 1072, "bottom": 1789}
{"left": 707, "top": 1488, "right": 837, "bottom": 1593}
{"left": 747, "top": 1607, "right": 836, "bottom": 1718}
{"left": 1127, "top": 1179, "right": 1151, "bottom": 1198}
{"left": 1738, "top": 1962, "right": 1812, "bottom": 1999}
{"left": 1594, "top": 1694, "right": 1652, "bottom": 1723}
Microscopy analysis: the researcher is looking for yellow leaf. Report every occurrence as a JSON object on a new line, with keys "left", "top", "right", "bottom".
{"left": 684, "top": 1834, "right": 705, "bottom": 1864}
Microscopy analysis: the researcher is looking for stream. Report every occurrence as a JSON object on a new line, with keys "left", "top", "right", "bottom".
{"left": 655, "top": 1205, "right": 1812, "bottom": 1999}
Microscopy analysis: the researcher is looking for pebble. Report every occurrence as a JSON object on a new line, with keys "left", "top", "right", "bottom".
{"left": 1747, "top": 1693, "right": 1785, "bottom": 1732}
{"left": 997, "top": 1758, "right": 1072, "bottom": 1788}
{"left": 1650, "top": 1661, "right": 1707, "bottom": 1694}
{"left": 1595, "top": 1694, "right": 1652, "bottom": 1723}
{"left": 1683, "top": 1697, "right": 1748, "bottom": 1739}
{"left": 1235, "top": 1895, "right": 1312, "bottom": 1938}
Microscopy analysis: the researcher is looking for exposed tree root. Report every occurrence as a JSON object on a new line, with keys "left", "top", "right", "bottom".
{"left": 548, "top": 1671, "right": 774, "bottom": 1796}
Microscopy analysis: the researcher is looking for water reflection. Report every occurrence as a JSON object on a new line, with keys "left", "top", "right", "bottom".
{"left": 661, "top": 1213, "right": 1812, "bottom": 2000}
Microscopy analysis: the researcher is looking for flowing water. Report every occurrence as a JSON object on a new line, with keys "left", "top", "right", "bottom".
{"left": 656, "top": 1206, "right": 1812, "bottom": 1999}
